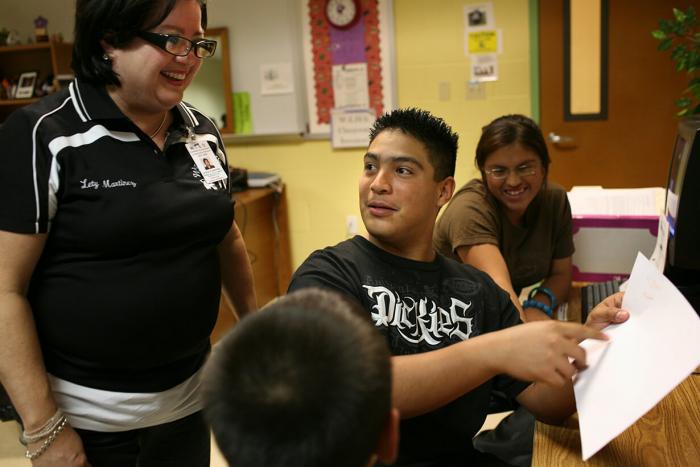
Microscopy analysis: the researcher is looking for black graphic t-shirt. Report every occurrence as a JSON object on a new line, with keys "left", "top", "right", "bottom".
{"left": 289, "top": 236, "right": 530, "bottom": 465}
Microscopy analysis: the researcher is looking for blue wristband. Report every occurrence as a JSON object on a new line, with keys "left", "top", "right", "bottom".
{"left": 522, "top": 299, "right": 553, "bottom": 316}
{"left": 528, "top": 286, "right": 557, "bottom": 310}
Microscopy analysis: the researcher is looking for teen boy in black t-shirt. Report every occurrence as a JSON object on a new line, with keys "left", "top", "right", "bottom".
{"left": 289, "top": 108, "right": 629, "bottom": 466}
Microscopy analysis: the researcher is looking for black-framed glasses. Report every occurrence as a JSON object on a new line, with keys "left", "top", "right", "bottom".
{"left": 138, "top": 31, "right": 217, "bottom": 59}
{"left": 484, "top": 163, "right": 539, "bottom": 180}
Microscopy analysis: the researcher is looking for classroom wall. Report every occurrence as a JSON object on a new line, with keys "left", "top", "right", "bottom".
{"left": 1, "top": 0, "right": 533, "bottom": 271}
{"left": 229, "top": 0, "right": 533, "bottom": 269}
{"left": 0, "top": 0, "right": 73, "bottom": 42}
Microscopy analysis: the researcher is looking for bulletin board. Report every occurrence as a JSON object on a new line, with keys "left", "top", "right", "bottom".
{"left": 302, "top": 0, "right": 396, "bottom": 135}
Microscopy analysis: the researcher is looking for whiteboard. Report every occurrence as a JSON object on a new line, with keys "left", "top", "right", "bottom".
{"left": 208, "top": 0, "right": 308, "bottom": 135}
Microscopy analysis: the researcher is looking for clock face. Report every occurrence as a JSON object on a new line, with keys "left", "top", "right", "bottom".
{"left": 325, "top": 0, "right": 360, "bottom": 29}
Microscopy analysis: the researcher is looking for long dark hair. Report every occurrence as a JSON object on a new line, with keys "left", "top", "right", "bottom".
{"left": 72, "top": 0, "right": 208, "bottom": 86}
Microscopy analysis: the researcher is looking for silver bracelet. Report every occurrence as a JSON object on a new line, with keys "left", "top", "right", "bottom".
{"left": 24, "top": 416, "right": 68, "bottom": 460}
{"left": 20, "top": 408, "right": 65, "bottom": 445}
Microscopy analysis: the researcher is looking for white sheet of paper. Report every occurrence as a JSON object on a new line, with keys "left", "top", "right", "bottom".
{"left": 573, "top": 253, "right": 700, "bottom": 460}
{"left": 330, "top": 108, "right": 376, "bottom": 149}
{"left": 567, "top": 187, "right": 664, "bottom": 216}
{"left": 260, "top": 62, "right": 294, "bottom": 96}
{"left": 332, "top": 63, "right": 370, "bottom": 109}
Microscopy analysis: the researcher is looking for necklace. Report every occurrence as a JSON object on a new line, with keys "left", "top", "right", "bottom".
{"left": 149, "top": 112, "right": 167, "bottom": 139}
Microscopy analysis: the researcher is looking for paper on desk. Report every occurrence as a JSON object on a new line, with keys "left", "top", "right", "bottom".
{"left": 573, "top": 253, "right": 700, "bottom": 460}
{"left": 567, "top": 187, "right": 664, "bottom": 216}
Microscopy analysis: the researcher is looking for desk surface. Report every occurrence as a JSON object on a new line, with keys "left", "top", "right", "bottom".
{"left": 535, "top": 283, "right": 700, "bottom": 465}
{"left": 533, "top": 374, "right": 700, "bottom": 466}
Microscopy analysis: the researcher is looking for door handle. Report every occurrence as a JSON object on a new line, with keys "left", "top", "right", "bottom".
{"left": 547, "top": 132, "right": 576, "bottom": 145}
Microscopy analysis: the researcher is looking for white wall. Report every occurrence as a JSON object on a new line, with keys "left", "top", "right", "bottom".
{"left": 1, "top": 0, "right": 75, "bottom": 43}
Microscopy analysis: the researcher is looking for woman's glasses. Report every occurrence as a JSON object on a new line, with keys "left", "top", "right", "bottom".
{"left": 138, "top": 31, "right": 217, "bottom": 59}
{"left": 484, "top": 163, "right": 539, "bottom": 180}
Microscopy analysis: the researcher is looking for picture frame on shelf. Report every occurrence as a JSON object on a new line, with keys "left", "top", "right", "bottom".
{"left": 15, "top": 71, "right": 38, "bottom": 99}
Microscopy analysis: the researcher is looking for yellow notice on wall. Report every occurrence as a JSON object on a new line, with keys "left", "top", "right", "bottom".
{"left": 468, "top": 30, "right": 498, "bottom": 54}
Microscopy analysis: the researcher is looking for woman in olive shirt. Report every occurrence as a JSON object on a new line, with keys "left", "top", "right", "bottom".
{"left": 433, "top": 114, "right": 574, "bottom": 466}
{"left": 434, "top": 114, "right": 574, "bottom": 323}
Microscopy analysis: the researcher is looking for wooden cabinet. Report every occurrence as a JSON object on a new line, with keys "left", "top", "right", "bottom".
{"left": 0, "top": 41, "right": 73, "bottom": 122}
{"left": 211, "top": 186, "right": 293, "bottom": 342}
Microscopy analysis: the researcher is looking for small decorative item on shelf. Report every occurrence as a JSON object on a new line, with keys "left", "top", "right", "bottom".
{"left": 15, "top": 72, "right": 38, "bottom": 99}
{"left": 0, "top": 78, "right": 13, "bottom": 100}
{"left": 35, "top": 74, "right": 56, "bottom": 97}
{"left": 0, "top": 28, "right": 9, "bottom": 46}
{"left": 34, "top": 16, "right": 49, "bottom": 43}
{"left": 5, "top": 29, "right": 21, "bottom": 46}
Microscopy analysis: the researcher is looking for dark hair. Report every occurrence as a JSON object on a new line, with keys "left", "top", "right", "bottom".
{"left": 72, "top": 0, "right": 208, "bottom": 86}
{"left": 475, "top": 114, "right": 550, "bottom": 176}
{"left": 202, "top": 288, "right": 392, "bottom": 467}
{"left": 369, "top": 107, "right": 459, "bottom": 181}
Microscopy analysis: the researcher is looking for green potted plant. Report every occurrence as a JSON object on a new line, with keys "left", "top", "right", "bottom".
{"left": 652, "top": 6, "right": 700, "bottom": 116}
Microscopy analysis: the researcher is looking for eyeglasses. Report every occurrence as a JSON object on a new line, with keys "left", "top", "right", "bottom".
{"left": 137, "top": 31, "right": 217, "bottom": 59}
{"left": 484, "top": 164, "right": 539, "bottom": 180}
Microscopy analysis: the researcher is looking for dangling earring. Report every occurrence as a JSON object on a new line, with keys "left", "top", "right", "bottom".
{"left": 102, "top": 53, "right": 111, "bottom": 61}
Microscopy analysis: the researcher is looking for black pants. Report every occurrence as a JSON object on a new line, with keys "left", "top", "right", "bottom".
{"left": 472, "top": 406, "right": 534, "bottom": 467}
{"left": 75, "top": 411, "right": 210, "bottom": 467}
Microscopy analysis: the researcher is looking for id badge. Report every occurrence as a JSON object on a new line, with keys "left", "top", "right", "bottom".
{"left": 185, "top": 140, "right": 227, "bottom": 184}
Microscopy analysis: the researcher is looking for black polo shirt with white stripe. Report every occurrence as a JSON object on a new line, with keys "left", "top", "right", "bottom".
{"left": 0, "top": 79, "right": 233, "bottom": 392}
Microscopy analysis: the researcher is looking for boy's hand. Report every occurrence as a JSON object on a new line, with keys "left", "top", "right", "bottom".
{"left": 492, "top": 321, "right": 608, "bottom": 387}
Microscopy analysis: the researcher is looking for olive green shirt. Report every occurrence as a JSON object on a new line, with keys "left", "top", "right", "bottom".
{"left": 433, "top": 179, "right": 575, "bottom": 292}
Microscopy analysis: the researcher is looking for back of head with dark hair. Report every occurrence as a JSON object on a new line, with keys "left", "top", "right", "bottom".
{"left": 202, "top": 288, "right": 392, "bottom": 467}
{"left": 474, "top": 114, "right": 550, "bottom": 176}
{"left": 369, "top": 107, "right": 459, "bottom": 181}
{"left": 72, "top": 0, "right": 208, "bottom": 86}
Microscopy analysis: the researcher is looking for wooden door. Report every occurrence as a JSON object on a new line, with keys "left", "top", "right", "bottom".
{"left": 539, "top": 0, "right": 698, "bottom": 190}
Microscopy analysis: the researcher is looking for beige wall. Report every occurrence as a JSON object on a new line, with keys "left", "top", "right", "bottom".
{"left": 229, "top": 0, "right": 533, "bottom": 269}
{"left": 2, "top": 0, "right": 533, "bottom": 271}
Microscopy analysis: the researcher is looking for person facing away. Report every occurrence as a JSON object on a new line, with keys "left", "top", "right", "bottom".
{"left": 434, "top": 114, "right": 573, "bottom": 323}
{"left": 202, "top": 287, "right": 399, "bottom": 467}
{"left": 0, "top": 1, "right": 256, "bottom": 466}
{"left": 288, "top": 107, "right": 628, "bottom": 466}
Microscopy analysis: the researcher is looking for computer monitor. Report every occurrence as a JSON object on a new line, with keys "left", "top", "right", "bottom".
{"left": 663, "top": 118, "right": 700, "bottom": 312}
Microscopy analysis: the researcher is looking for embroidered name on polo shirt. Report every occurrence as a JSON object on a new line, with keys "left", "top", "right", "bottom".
{"left": 80, "top": 179, "right": 137, "bottom": 190}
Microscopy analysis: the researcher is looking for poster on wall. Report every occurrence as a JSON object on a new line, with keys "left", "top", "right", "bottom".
{"left": 464, "top": 2, "right": 495, "bottom": 31}
{"left": 260, "top": 62, "right": 295, "bottom": 95}
{"left": 302, "top": 0, "right": 396, "bottom": 135}
{"left": 331, "top": 108, "right": 376, "bottom": 148}
{"left": 332, "top": 63, "right": 370, "bottom": 108}
{"left": 470, "top": 53, "right": 498, "bottom": 82}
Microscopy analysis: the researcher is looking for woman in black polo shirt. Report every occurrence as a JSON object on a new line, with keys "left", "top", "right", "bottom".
{"left": 0, "top": 1, "right": 256, "bottom": 465}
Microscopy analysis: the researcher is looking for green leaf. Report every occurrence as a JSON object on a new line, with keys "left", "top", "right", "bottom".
{"left": 676, "top": 97, "right": 692, "bottom": 107}
{"left": 677, "top": 58, "right": 687, "bottom": 71}
{"left": 672, "top": 45, "right": 687, "bottom": 60}
{"left": 678, "top": 108, "right": 690, "bottom": 117}
{"left": 658, "top": 38, "right": 673, "bottom": 51}
{"left": 690, "top": 102, "right": 700, "bottom": 115}
{"left": 674, "top": 8, "right": 687, "bottom": 23}
{"left": 652, "top": 29, "right": 667, "bottom": 40}
{"left": 688, "top": 83, "right": 700, "bottom": 98}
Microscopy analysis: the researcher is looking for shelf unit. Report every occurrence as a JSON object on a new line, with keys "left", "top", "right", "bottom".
{"left": 0, "top": 41, "right": 73, "bottom": 122}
